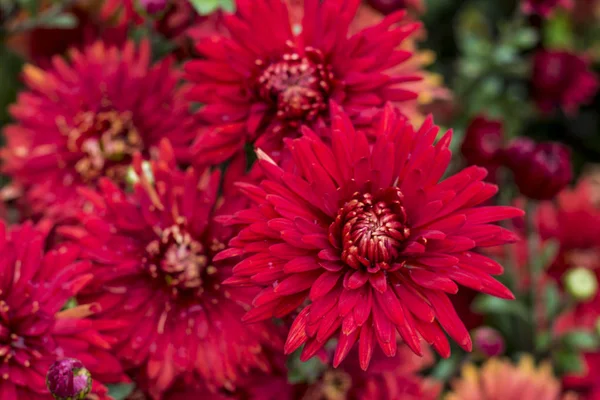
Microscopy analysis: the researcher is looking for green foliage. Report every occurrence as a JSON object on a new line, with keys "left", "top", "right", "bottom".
{"left": 0, "top": 46, "right": 23, "bottom": 126}
{"left": 107, "top": 383, "right": 136, "bottom": 400}
{"left": 287, "top": 349, "right": 327, "bottom": 384}
{"left": 190, "top": 0, "right": 235, "bottom": 15}
{"left": 473, "top": 295, "right": 529, "bottom": 322}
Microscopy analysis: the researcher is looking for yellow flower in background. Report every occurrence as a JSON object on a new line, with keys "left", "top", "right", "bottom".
{"left": 447, "top": 356, "right": 578, "bottom": 400}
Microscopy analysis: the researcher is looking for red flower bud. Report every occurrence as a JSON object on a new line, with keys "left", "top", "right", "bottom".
{"left": 138, "top": 0, "right": 169, "bottom": 15}
{"left": 473, "top": 327, "right": 505, "bottom": 357}
{"left": 504, "top": 138, "right": 572, "bottom": 200}
{"left": 46, "top": 358, "right": 92, "bottom": 400}
{"left": 461, "top": 116, "right": 504, "bottom": 167}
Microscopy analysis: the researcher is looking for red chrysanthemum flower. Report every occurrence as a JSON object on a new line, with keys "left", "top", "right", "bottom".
{"left": 217, "top": 104, "right": 521, "bottom": 369}
{"left": 532, "top": 50, "right": 599, "bottom": 114}
{"left": 59, "top": 140, "right": 281, "bottom": 399}
{"left": 2, "top": 40, "right": 197, "bottom": 222}
{"left": 0, "top": 222, "right": 126, "bottom": 400}
{"left": 537, "top": 179, "right": 600, "bottom": 281}
{"left": 185, "top": 0, "right": 422, "bottom": 164}
{"left": 301, "top": 343, "right": 440, "bottom": 400}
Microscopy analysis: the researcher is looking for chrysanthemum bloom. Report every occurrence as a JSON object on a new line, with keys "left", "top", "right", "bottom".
{"left": 285, "top": 0, "right": 450, "bottom": 127}
{"left": 447, "top": 356, "right": 578, "bottom": 400}
{"left": 217, "top": 104, "right": 520, "bottom": 369}
{"left": 59, "top": 140, "right": 281, "bottom": 399}
{"left": 537, "top": 179, "right": 600, "bottom": 280}
{"left": 0, "top": 222, "right": 126, "bottom": 400}
{"left": 301, "top": 343, "right": 440, "bottom": 400}
{"left": 522, "top": 0, "right": 573, "bottom": 16}
{"left": 2, "top": 40, "right": 196, "bottom": 222}
{"left": 185, "top": 0, "right": 422, "bottom": 164}
{"left": 532, "top": 50, "right": 599, "bottom": 114}
{"left": 504, "top": 138, "right": 572, "bottom": 201}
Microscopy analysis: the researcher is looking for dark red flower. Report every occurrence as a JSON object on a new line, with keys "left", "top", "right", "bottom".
{"left": 185, "top": 0, "right": 423, "bottom": 164}
{"left": 504, "top": 138, "right": 572, "bottom": 201}
{"left": 59, "top": 140, "right": 281, "bottom": 399}
{"left": 217, "top": 104, "right": 520, "bottom": 369}
{"left": 2, "top": 40, "right": 197, "bottom": 223}
{"left": 461, "top": 116, "right": 504, "bottom": 168}
{"left": 522, "top": 0, "right": 573, "bottom": 16}
{"left": 301, "top": 343, "right": 440, "bottom": 400}
{"left": 532, "top": 50, "right": 598, "bottom": 114}
{"left": 0, "top": 222, "right": 126, "bottom": 400}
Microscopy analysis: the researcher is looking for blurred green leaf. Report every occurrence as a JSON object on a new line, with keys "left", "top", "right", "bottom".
{"left": 562, "top": 331, "right": 600, "bottom": 351}
{"left": 513, "top": 28, "right": 539, "bottom": 49}
{"left": 220, "top": 0, "right": 235, "bottom": 12}
{"left": 0, "top": 46, "right": 24, "bottom": 125}
{"left": 431, "top": 355, "right": 460, "bottom": 381}
{"left": 555, "top": 349, "right": 584, "bottom": 375}
{"left": 190, "top": 0, "right": 221, "bottom": 15}
{"left": 544, "top": 11, "right": 574, "bottom": 50}
{"left": 472, "top": 295, "right": 529, "bottom": 322}
{"left": 107, "top": 383, "right": 135, "bottom": 400}
{"left": 536, "top": 331, "right": 552, "bottom": 352}
{"left": 37, "top": 12, "right": 78, "bottom": 29}
{"left": 287, "top": 349, "right": 327, "bottom": 384}
{"left": 61, "top": 297, "right": 78, "bottom": 311}
{"left": 544, "top": 282, "right": 562, "bottom": 320}
{"left": 16, "top": 0, "right": 40, "bottom": 15}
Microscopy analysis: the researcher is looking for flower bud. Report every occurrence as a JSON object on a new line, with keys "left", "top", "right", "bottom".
{"left": 137, "top": 0, "right": 169, "bottom": 15}
{"left": 504, "top": 138, "right": 572, "bottom": 200}
{"left": 564, "top": 267, "right": 598, "bottom": 302}
{"left": 461, "top": 116, "right": 504, "bottom": 167}
{"left": 473, "top": 327, "right": 505, "bottom": 357}
{"left": 46, "top": 358, "right": 92, "bottom": 400}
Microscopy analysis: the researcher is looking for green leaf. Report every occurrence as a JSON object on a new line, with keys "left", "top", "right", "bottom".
{"left": 431, "top": 355, "right": 460, "bottom": 381}
{"left": 16, "top": 0, "right": 40, "bottom": 15}
{"left": 107, "top": 383, "right": 135, "bottom": 400}
{"left": 513, "top": 28, "right": 539, "bottom": 49}
{"left": 220, "top": 0, "right": 235, "bottom": 12}
{"left": 544, "top": 282, "right": 562, "bottom": 320}
{"left": 543, "top": 11, "right": 574, "bottom": 50}
{"left": 472, "top": 295, "right": 529, "bottom": 322}
{"left": 286, "top": 349, "right": 327, "bottom": 384}
{"left": 555, "top": 349, "right": 584, "bottom": 375}
{"left": 562, "top": 331, "right": 600, "bottom": 351}
{"left": 0, "top": 46, "right": 24, "bottom": 126}
{"left": 536, "top": 331, "right": 552, "bottom": 352}
{"left": 38, "top": 12, "right": 78, "bottom": 29}
{"left": 190, "top": 0, "right": 221, "bottom": 15}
